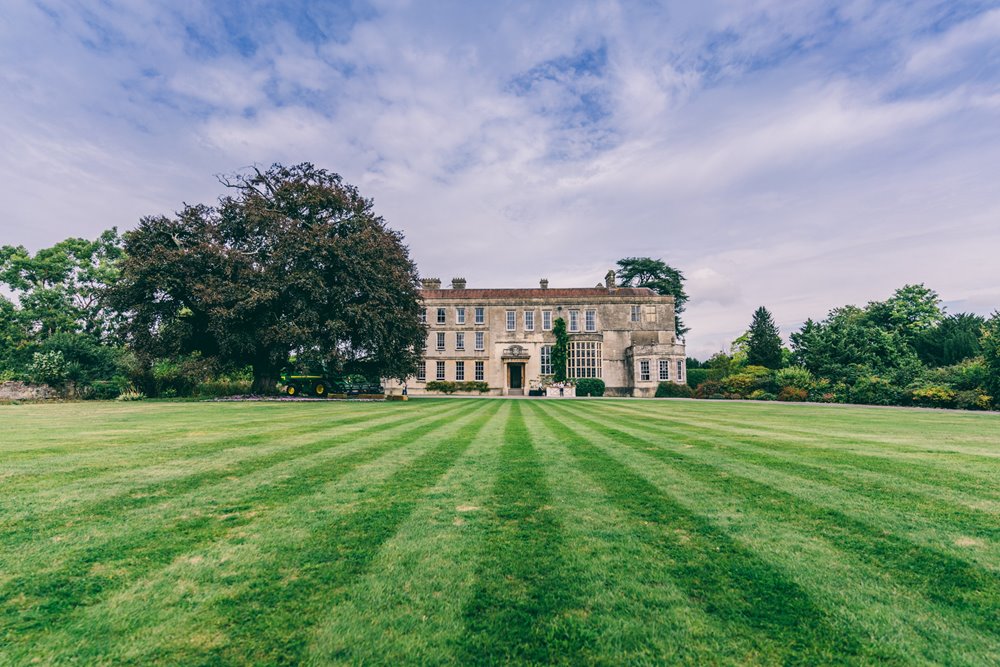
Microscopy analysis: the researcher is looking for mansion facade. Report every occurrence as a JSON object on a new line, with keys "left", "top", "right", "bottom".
{"left": 387, "top": 271, "right": 686, "bottom": 397}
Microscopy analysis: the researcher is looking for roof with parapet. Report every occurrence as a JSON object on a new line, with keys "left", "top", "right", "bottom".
{"left": 419, "top": 287, "right": 659, "bottom": 299}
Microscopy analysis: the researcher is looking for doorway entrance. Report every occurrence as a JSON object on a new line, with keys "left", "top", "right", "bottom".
{"left": 508, "top": 363, "right": 525, "bottom": 395}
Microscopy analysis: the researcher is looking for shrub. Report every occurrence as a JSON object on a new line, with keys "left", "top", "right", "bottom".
{"left": 723, "top": 366, "right": 774, "bottom": 397}
{"left": 655, "top": 381, "right": 693, "bottom": 398}
{"left": 115, "top": 386, "right": 145, "bottom": 401}
{"left": 910, "top": 385, "right": 957, "bottom": 409}
{"left": 459, "top": 380, "right": 490, "bottom": 393}
{"left": 686, "top": 368, "right": 709, "bottom": 389}
{"left": 425, "top": 380, "right": 459, "bottom": 394}
{"left": 848, "top": 376, "right": 904, "bottom": 406}
{"left": 87, "top": 378, "right": 129, "bottom": 400}
{"left": 748, "top": 389, "right": 777, "bottom": 401}
{"left": 694, "top": 380, "right": 724, "bottom": 399}
{"left": 576, "top": 378, "right": 605, "bottom": 397}
{"left": 778, "top": 386, "right": 808, "bottom": 402}
{"left": 954, "top": 390, "right": 992, "bottom": 411}
{"left": 29, "top": 350, "right": 68, "bottom": 388}
{"left": 775, "top": 367, "right": 814, "bottom": 391}
{"left": 195, "top": 379, "right": 253, "bottom": 397}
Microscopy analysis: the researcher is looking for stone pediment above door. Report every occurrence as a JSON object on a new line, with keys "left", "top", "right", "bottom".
{"left": 501, "top": 344, "right": 530, "bottom": 360}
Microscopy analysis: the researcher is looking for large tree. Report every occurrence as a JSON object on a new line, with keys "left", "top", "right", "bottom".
{"left": 745, "top": 306, "right": 783, "bottom": 369}
{"left": 108, "top": 163, "right": 426, "bottom": 394}
{"left": 615, "top": 257, "right": 689, "bottom": 335}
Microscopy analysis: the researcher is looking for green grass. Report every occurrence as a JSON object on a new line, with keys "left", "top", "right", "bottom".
{"left": 0, "top": 399, "right": 997, "bottom": 665}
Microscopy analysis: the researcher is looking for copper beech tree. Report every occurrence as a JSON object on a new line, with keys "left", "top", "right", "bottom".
{"left": 109, "top": 163, "right": 426, "bottom": 394}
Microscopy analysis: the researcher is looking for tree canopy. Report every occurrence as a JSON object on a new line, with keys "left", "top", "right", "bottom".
{"left": 108, "top": 163, "right": 425, "bottom": 393}
{"left": 745, "top": 306, "right": 783, "bottom": 369}
{"left": 615, "top": 256, "right": 689, "bottom": 335}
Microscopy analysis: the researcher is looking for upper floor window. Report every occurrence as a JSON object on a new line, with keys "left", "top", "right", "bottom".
{"left": 659, "top": 359, "right": 670, "bottom": 381}
{"left": 524, "top": 310, "right": 534, "bottom": 331}
{"left": 475, "top": 307, "right": 485, "bottom": 324}
{"left": 506, "top": 310, "right": 516, "bottom": 331}
{"left": 437, "top": 308, "right": 446, "bottom": 325}
{"left": 436, "top": 332, "right": 445, "bottom": 350}
{"left": 585, "top": 309, "right": 596, "bottom": 332}
{"left": 568, "top": 310, "right": 579, "bottom": 332}
{"left": 456, "top": 332, "right": 465, "bottom": 350}
{"left": 456, "top": 307, "right": 465, "bottom": 324}
{"left": 420, "top": 308, "right": 427, "bottom": 324}
{"left": 475, "top": 331, "right": 485, "bottom": 350}
{"left": 639, "top": 359, "right": 651, "bottom": 382}
{"left": 630, "top": 305, "right": 640, "bottom": 322}
{"left": 542, "top": 310, "right": 552, "bottom": 330}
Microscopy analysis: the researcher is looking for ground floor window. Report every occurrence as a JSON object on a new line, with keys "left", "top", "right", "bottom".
{"left": 540, "top": 345, "right": 553, "bottom": 375}
{"left": 639, "top": 359, "right": 650, "bottom": 381}
{"left": 417, "top": 362, "right": 426, "bottom": 382}
{"left": 659, "top": 359, "right": 669, "bottom": 381}
{"left": 436, "top": 360, "right": 446, "bottom": 380}
{"left": 475, "top": 360, "right": 484, "bottom": 381}
{"left": 677, "top": 359, "right": 684, "bottom": 382}
{"left": 568, "top": 341, "right": 601, "bottom": 378}
{"left": 456, "top": 361, "right": 465, "bottom": 381}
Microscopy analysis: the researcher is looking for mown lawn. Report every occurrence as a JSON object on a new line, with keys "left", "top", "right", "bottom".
{"left": 1, "top": 398, "right": 998, "bottom": 665}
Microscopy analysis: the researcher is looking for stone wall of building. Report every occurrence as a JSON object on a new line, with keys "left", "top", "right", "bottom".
{"left": 386, "top": 273, "right": 686, "bottom": 398}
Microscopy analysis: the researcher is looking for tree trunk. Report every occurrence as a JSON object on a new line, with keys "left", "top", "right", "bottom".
{"left": 251, "top": 361, "right": 279, "bottom": 395}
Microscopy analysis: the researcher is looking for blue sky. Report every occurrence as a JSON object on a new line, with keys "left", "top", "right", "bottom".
{"left": 2, "top": 0, "right": 999, "bottom": 356}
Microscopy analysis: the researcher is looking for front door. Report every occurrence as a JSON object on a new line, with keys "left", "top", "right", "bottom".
{"left": 509, "top": 363, "right": 524, "bottom": 394}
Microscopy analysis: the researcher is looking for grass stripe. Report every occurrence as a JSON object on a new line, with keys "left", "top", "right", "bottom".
{"left": 0, "top": 401, "right": 485, "bottom": 650}
{"left": 197, "top": 399, "right": 503, "bottom": 666}
{"left": 529, "top": 401, "right": 886, "bottom": 665}
{"left": 565, "top": 402, "right": 1000, "bottom": 543}
{"left": 457, "top": 401, "right": 595, "bottom": 665}
{"left": 547, "top": 401, "right": 1000, "bottom": 640}
{"left": 0, "top": 401, "right": 466, "bottom": 547}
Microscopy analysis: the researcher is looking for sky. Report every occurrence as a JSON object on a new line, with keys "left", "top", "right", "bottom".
{"left": 2, "top": 0, "right": 999, "bottom": 358}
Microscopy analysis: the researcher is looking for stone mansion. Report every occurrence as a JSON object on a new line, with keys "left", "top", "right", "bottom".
{"left": 387, "top": 271, "right": 687, "bottom": 397}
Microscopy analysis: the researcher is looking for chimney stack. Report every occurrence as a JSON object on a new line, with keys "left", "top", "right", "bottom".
{"left": 451, "top": 277, "right": 467, "bottom": 290}
{"left": 421, "top": 278, "right": 442, "bottom": 290}
{"left": 605, "top": 270, "right": 616, "bottom": 289}
{"left": 539, "top": 278, "right": 549, "bottom": 289}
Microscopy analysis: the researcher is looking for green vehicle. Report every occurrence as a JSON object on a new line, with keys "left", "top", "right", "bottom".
{"left": 280, "top": 371, "right": 384, "bottom": 398}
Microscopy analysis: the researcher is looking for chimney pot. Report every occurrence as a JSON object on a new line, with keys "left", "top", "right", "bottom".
{"left": 421, "top": 278, "right": 442, "bottom": 290}
{"left": 451, "top": 277, "right": 467, "bottom": 289}
{"left": 539, "top": 278, "right": 549, "bottom": 289}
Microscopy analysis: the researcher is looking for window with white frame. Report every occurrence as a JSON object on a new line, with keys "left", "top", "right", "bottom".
{"left": 631, "top": 305, "right": 640, "bottom": 322}
{"left": 506, "top": 310, "right": 516, "bottom": 331}
{"left": 659, "top": 359, "right": 670, "bottom": 381}
{"left": 585, "top": 309, "right": 596, "bottom": 332}
{"left": 474, "top": 360, "right": 484, "bottom": 381}
{"left": 475, "top": 307, "right": 485, "bottom": 324}
{"left": 420, "top": 308, "right": 427, "bottom": 324}
{"left": 540, "top": 345, "right": 553, "bottom": 375}
{"left": 639, "top": 359, "right": 650, "bottom": 381}
{"left": 456, "top": 332, "right": 465, "bottom": 350}
{"left": 436, "top": 332, "right": 445, "bottom": 350}
{"left": 569, "top": 310, "right": 579, "bottom": 332}
{"left": 568, "top": 341, "right": 601, "bottom": 378}
{"left": 677, "top": 359, "right": 684, "bottom": 381}
{"left": 437, "top": 308, "right": 446, "bottom": 324}
{"left": 524, "top": 310, "right": 534, "bottom": 331}
{"left": 542, "top": 310, "right": 552, "bottom": 330}
{"left": 436, "top": 360, "right": 446, "bottom": 380}
{"left": 475, "top": 331, "right": 485, "bottom": 350}
{"left": 455, "top": 361, "right": 465, "bottom": 381}
{"left": 417, "top": 362, "right": 426, "bottom": 381}
{"left": 456, "top": 307, "right": 465, "bottom": 324}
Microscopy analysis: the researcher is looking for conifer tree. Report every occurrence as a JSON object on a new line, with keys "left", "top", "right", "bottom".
{"left": 746, "top": 306, "right": 783, "bottom": 369}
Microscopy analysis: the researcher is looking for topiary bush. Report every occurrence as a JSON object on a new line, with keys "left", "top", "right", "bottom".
{"left": 656, "top": 381, "right": 693, "bottom": 398}
{"left": 575, "top": 378, "right": 605, "bottom": 397}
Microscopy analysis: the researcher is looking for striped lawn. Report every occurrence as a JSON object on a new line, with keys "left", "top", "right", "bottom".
{"left": 0, "top": 398, "right": 997, "bottom": 665}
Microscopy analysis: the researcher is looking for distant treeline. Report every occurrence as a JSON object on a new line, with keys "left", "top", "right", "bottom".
{"left": 675, "top": 287, "right": 999, "bottom": 410}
